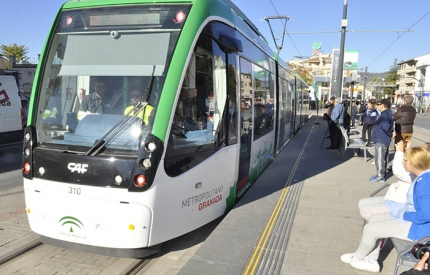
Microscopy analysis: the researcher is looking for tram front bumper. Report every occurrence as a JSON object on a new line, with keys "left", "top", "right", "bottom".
{"left": 24, "top": 180, "right": 152, "bottom": 249}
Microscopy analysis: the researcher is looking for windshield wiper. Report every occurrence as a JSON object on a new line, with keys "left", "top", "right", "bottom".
{"left": 145, "top": 65, "right": 156, "bottom": 102}
{"left": 84, "top": 102, "right": 148, "bottom": 156}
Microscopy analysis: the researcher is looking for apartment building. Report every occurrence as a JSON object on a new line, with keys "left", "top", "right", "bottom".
{"left": 396, "top": 53, "right": 430, "bottom": 112}
{"left": 289, "top": 52, "right": 364, "bottom": 102}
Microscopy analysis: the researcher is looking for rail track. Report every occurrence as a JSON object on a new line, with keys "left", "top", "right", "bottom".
{"left": 0, "top": 238, "right": 155, "bottom": 275}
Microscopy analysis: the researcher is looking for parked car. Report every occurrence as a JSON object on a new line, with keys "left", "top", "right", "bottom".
{"left": 0, "top": 74, "right": 25, "bottom": 144}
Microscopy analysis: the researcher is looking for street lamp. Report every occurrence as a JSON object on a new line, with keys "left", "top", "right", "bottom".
{"left": 417, "top": 78, "right": 425, "bottom": 117}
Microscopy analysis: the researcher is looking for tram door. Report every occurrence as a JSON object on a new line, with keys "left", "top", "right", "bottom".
{"left": 237, "top": 58, "right": 252, "bottom": 193}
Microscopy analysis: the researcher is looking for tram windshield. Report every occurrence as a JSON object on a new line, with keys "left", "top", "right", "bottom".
{"left": 33, "top": 4, "right": 191, "bottom": 155}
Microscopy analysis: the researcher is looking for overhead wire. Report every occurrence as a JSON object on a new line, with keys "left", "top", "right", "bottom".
{"left": 366, "top": 10, "right": 430, "bottom": 68}
{"left": 349, "top": 4, "right": 409, "bottom": 30}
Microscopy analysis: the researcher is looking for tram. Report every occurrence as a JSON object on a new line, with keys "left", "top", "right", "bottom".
{"left": 22, "top": 0, "right": 310, "bottom": 257}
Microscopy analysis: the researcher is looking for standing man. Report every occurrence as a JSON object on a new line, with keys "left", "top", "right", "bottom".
{"left": 358, "top": 100, "right": 366, "bottom": 125}
{"left": 324, "top": 96, "right": 335, "bottom": 116}
{"left": 370, "top": 99, "right": 394, "bottom": 183}
{"left": 350, "top": 101, "right": 358, "bottom": 127}
{"left": 327, "top": 97, "right": 344, "bottom": 149}
{"left": 393, "top": 95, "right": 416, "bottom": 144}
{"left": 323, "top": 97, "right": 335, "bottom": 139}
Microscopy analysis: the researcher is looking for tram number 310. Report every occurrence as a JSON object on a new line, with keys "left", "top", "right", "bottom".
{"left": 68, "top": 187, "right": 82, "bottom": 195}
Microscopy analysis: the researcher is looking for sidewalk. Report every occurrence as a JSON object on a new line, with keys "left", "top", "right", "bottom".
{"left": 169, "top": 115, "right": 430, "bottom": 275}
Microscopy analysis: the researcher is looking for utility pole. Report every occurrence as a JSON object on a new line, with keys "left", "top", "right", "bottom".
{"left": 363, "top": 66, "right": 368, "bottom": 101}
{"left": 336, "top": 0, "right": 348, "bottom": 99}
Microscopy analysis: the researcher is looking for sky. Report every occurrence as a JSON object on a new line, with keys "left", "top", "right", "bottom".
{"left": 1, "top": 0, "right": 430, "bottom": 73}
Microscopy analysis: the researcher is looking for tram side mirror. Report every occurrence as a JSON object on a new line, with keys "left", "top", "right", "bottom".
{"left": 66, "top": 112, "right": 78, "bottom": 132}
{"left": 217, "top": 34, "right": 243, "bottom": 53}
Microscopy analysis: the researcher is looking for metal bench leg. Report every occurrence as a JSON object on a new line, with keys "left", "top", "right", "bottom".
{"left": 364, "top": 148, "right": 367, "bottom": 162}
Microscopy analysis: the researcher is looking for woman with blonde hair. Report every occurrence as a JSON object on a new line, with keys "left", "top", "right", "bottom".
{"left": 341, "top": 146, "right": 430, "bottom": 273}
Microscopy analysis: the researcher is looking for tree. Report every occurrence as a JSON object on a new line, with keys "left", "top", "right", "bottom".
{"left": 0, "top": 43, "right": 30, "bottom": 69}
{"left": 383, "top": 59, "right": 399, "bottom": 102}
{"left": 287, "top": 62, "right": 313, "bottom": 85}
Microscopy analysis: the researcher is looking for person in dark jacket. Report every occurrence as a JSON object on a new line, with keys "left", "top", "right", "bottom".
{"left": 359, "top": 100, "right": 366, "bottom": 125}
{"left": 327, "top": 97, "right": 344, "bottom": 149}
{"left": 323, "top": 97, "right": 335, "bottom": 139}
{"left": 350, "top": 101, "right": 358, "bottom": 127}
{"left": 394, "top": 95, "right": 417, "bottom": 144}
{"left": 343, "top": 102, "right": 351, "bottom": 133}
{"left": 361, "top": 99, "right": 377, "bottom": 146}
{"left": 324, "top": 97, "right": 335, "bottom": 116}
{"left": 370, "top": 99, "right": 394, "bottom": 183}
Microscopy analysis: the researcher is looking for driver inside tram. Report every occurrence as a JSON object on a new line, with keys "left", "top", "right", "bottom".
{"left": 124, "top": 85, "right": 154, "bottom": 126}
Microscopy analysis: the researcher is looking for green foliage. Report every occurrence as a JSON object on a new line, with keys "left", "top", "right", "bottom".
{"left": 0, "top": 43, "right": 30, "bottom": 69}
{"left": 383, "top": 61, "right": 399, "bottom": 98}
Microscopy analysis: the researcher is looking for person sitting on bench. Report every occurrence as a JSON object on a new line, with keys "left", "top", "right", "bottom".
{"left": 340, "top": 146, "right": 430, "bottom": 273}
{"left": 358, "top": 140, "right": 416, "bottom": 221}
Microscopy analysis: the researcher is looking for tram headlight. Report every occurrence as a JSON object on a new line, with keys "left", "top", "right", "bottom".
{"left": 141, "top": 158, "right": 151, "bottom": 169}
{"left": 134, "top": 174, "right": 146, "bottom": 188}
{"left": 38, "top": 167, "right": 45, "bottom": 176}
{"left": 114, "top": 175, "right": 123, "bottom": 185}
{"left": 145, "top": 142, "right": 157, "bottom": 153}
{"left": 24, "top": 132, "right": 30, "bottom": 142}
{"left": 24, "top": 147, "right": 30, "bottom": 157}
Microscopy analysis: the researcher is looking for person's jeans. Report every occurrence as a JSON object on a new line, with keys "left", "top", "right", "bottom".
{"left": 329, "top": 122, "right": 341, "bottom": 148}
{"left": 374, "top": 142, "right": 389, "bottom": 180}
{"left": 362, "top": 123, "right": 374, "bottom": 143}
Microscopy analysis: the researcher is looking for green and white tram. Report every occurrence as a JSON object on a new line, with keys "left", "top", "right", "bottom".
{"left": 22, "top": 0, "right": 309, "bottom": 257}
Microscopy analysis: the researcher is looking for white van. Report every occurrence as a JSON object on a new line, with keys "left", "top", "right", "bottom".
{"left": 0, "top": 74, "right": 24, "bottom": 144}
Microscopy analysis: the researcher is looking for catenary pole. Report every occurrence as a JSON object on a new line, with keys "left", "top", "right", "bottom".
{"left": 336, "top": 0, "right": 348, "bottom": 99}
{"left": 363, "top": 66, "right": 368, "bottom": 101}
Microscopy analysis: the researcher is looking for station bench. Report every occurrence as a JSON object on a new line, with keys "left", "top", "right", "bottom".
{"left": 339, "top": 126, "right": 368, "bottom": 162}
{"left": 391, "top": 237, "right": 418, "bottom": 275}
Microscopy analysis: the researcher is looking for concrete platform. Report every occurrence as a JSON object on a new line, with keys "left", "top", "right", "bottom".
{"left": 169, "top": 116, "right": 430, "bottom": 275}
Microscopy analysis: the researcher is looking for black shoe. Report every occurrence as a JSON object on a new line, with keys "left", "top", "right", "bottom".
{"left": 326, "top": 136, "right": 331, "bottom": 139}
{"left": 366, "top": 143, "right": 373, "bottom": 147}
{"left": 326, "top": 146, "right": 335, "bottom": 149}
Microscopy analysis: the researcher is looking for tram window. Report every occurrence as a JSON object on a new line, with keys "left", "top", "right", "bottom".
{"left": 165, "top": 32, "right": 229, "bottom": 177}
{"left": 252, "top": 66, "right": 274, "bottom": 141}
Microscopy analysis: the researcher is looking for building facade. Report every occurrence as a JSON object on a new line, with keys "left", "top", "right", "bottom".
{"left": 396, "top": 53, "right": 430, "bottom": 113}
{"left": 289, "top": 52, "right": 365, "bottom": 102}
